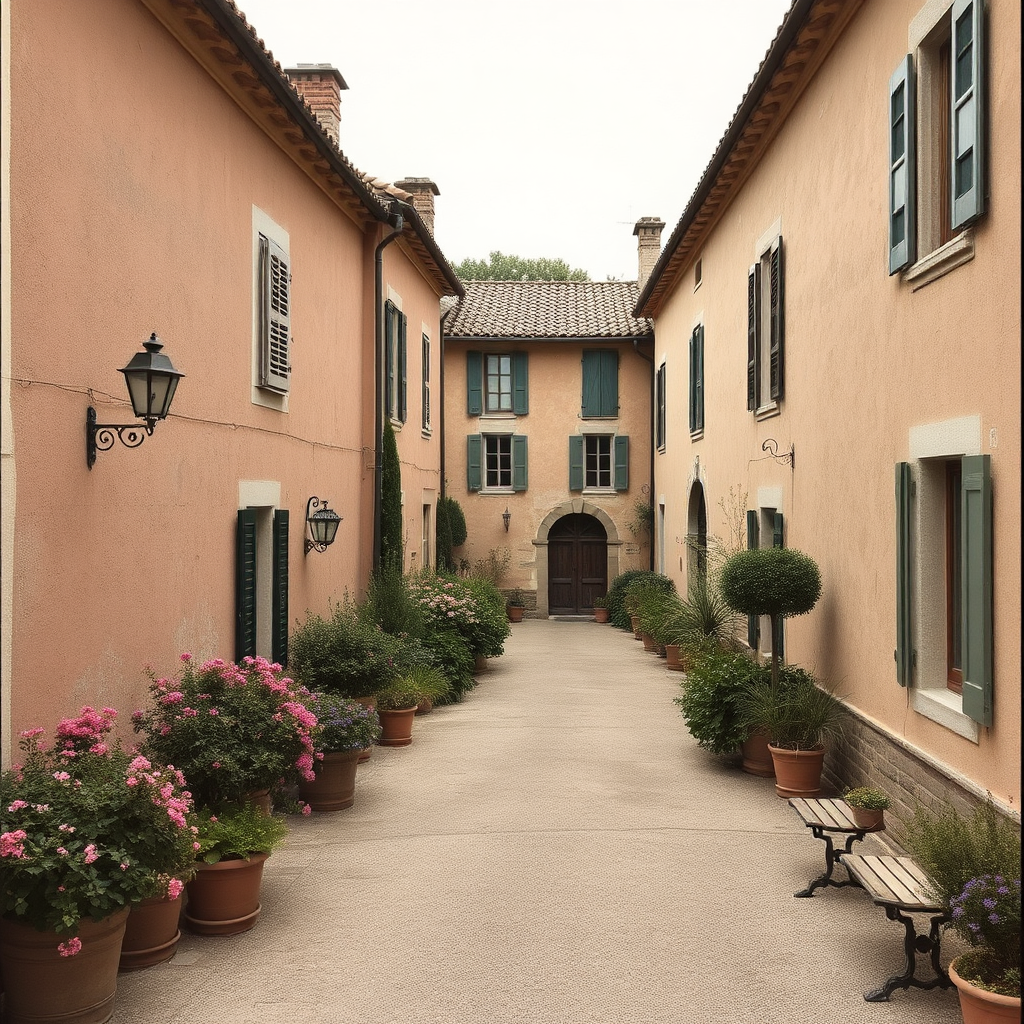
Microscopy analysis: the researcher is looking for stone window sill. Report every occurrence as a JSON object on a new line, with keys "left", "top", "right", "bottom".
{"left": 911, "top": 686, "right": 979, "bottom": 743}
{"left": 905, "top": 230, "right": 975, "bottom": 291}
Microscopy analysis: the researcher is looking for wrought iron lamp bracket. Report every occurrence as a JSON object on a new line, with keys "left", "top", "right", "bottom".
{"left": 86, "top": 407, "right": 157, "bottom": 469}
{"left": 762, "top": 438, "right": 795, "bottom": 469}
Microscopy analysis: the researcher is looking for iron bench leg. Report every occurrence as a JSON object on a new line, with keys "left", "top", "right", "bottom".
{"left": 794, "top": 828, "right": 865, "bottom": 898}
{"left": 863, "top": 909, "right": 951, "bottom": 1002}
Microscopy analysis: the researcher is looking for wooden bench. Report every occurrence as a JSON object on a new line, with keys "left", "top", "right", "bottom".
{"left": 841, "top": 854, "right": 952, "bottom": 1002}
{"left": 788, "top": 797, "right": 884, "bottom": 897}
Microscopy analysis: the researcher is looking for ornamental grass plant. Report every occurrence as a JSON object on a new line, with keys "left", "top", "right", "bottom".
{"left": 0, "top": 707, "right": 198, "bottom": 953}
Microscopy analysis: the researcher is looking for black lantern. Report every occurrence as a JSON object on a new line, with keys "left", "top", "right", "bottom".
{"left": 86, "top": 333, "right": 184, "bottom": 468}
{"left": 305, "top": 497, "right": 342, "bottom": 554}
{"left": 502, "top": 507, "right": 511, "bottom": 532}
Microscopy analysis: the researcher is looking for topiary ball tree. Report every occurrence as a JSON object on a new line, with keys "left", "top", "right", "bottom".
{"left": 719, "top": 547, "right": 822, "bottom": 686}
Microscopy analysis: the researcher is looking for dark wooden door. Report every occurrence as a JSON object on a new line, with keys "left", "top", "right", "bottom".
{"left": 547, "top": 514, "right": 607, "bottom": 614}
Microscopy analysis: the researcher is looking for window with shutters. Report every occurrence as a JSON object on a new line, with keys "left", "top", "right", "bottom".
{"left": 569, "top": 434, "right": 629, "bottom": 493}
{"left": 467, "top": 433, "right": 528, "bottom": 493}
{"left": 486, "top": 435, "right": 512, "bottom": 489}
{"left": 421, "top": 333, "right": 431, "bottom": 434}
{"left": 236, "top": 504, "right": 289, "bottom": 667}
{"left": 747, "top": 237, "right": 783, "bottom": 416}
{"left": 689, "top": 325, "right": 704, "bottom": 437}
{"left": 585, "top": 435, "right": 613, "bottom": 489}
{"left": 486, "top": 354, "right": 513, "bottom": 413}
{"left": 581, "top": 349, "right": 619, "bottom": 419}
{"left": 655, "top": 363, "right": 666, "bottom": 451}
{"left": 252, "top": 208, "right": 290, "bottom": 412}
{"left": 385, "top": 300, "right": 407, "bottom": 424}
{"left": 889, "top": 0, "right": 984, "bottom": 285}
{"left": 466, "top": 351, "right": 528, "bottom": 417}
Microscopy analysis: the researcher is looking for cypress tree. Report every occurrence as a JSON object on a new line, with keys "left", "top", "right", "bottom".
{"left": 380, "top": 420, "right": 403, "bottom": 572}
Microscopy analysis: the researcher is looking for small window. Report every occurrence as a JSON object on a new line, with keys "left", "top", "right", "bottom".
{"left": 747, "top": 238, "right": 784, "bottom": 413}
{"left": 585, "top": 435, "right": 613, "bottom": 489}
{"left": 689, "top": 325, "right": 704, "bottom": 436}
{"left": 257, "top": 234, "right": 290, "bottom": 395}
{"left": 486, "top": 354, "right": 512, "bottom": 413}
{"left": 655, "top": 363, "right": 667, "bottom": 451}
{"left": 485, "top": 435, "right": 512, "bottom": 489}
{"left": 385, "top": 302, "right": 407, "bottom": 423}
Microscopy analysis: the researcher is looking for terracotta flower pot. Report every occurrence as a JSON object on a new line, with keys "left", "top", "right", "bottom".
{"left": 641, "top": 632, "right": 657, "bottom": 652}
{"left": 473, "top": 654, "right": 488, "bottom": 673}
{"left": 415, "top": 696, "right": 433, "bottom": 715}
{"left": 298, "top": 749, "right": 360, "bottom": 811}
{"left": 665, "top": 644, "right": 684, "bottom": 670}
{"left": 183, "top": 853, "right": 268, "bottom": 936}
{"left": 507, "top": 605, "right": 524, "bottom": 623}
{"left": 378, "top": 706, "right": 416, "bottom": 746}
{"left": 593, "top": 607, "right": 609, "bottom": 623}
{"left": 949, "top": 957, "right": 1022, "bottom": 1024}
{"left": 119, "top": 894, "right": 182, "bottom": 971}
{"left": 630, "top": 615, "right": 642, "bottom": 639}
{"left": 244, "top": 789, "right": 272, "bottom": 816}
{"left": 768, "top": 744, "right": 825, "bottom": 797}
{"left": 0, "top": 906, "right": 130, "bottom": 1024}
{"left": 740, "top": 728, "right": 775, "bottom": 777}
{"left": 847, "top": 805, "right": 885, "bottom": 830}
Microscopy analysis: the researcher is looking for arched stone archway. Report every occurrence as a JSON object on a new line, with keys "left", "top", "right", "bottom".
{"left": 533, "top": 500, "right": 623, "bottom": 616}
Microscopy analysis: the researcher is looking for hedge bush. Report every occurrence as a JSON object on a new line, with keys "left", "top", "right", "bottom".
{"left": 606, "top": 570, "right": 676, "bottom": 630}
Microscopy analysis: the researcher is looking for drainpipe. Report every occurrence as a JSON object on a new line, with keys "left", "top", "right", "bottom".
{"left": 373, "top": 203, "right": 407, "bottom": 572}
{"left": 633, "top": 339, "right": 656, "bottom": 571}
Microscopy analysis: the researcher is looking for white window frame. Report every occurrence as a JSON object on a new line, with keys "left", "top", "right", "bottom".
{"left": 483, "top": 433, "right": 513, "bottom": 492}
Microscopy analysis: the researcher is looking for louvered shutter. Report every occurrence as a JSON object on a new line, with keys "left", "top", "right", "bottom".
{"left": 512, "top": 352, "right": 529, "bottom": 415}
{"left": 258, "top": 235, "right": 291, "bottom": 393}
{"left": 689, "top": 332, "right": 697, "bottom": 434}
{"left": 772, "top": 510, "right": 784, "bottom": 661}
{"left": 691, "top": 326, "right": 705, "bottom": 432}
{"left": 512, "top": 435, "right": 528, "bottom": 492}
{"left": 746, "top": 510, "right": 759, "bottom": 650}
{"left": 235, "top": 508, "right": 257, "bottom": 661}
{"left": 581, "top": 351, "right": 601, "bottom": 418}
{"left": 614, "top": 435, "right": 629, "bottom": 491}
{"left": 960, "top": 454, "right": 992, "bottom": 724}
{"left": 656, "top": 364, "right": 666, "bottom": 448}
{"left": 888, "top": 56, "right": 917, "bottom": 274}
{"left": 894, "top": 462, "right": 913, "bottom": 687}
{"left": 422, "top": 334, "right": 430, "bottom": 431}
{"left": 768, "top": 239, "right": 784, "bottom": 402}
{"left": 747, "top": 265, "right": 760, "bottom": 410}
{"left": 568, "top": 436, "right": 584, "bottom": 491}
{"left": 467, "top": 435, "right": 482, "bottom": 491}
{"left": 272, "top": 509, "right": 289, "bottom": 668}
{"left": 951, "top": 0, "right": 985, "bottom": 229}
{"left": 467, "top": 351, "right": 482, "bottom": 415}
{"left": 384, "top": 301, "right": 395, "bottom": 418}
{"left": 398, "top": 311, "right": 408, "bottom": 423}
{"left": 600, "top": 350, "right": 618, "bottom": 416}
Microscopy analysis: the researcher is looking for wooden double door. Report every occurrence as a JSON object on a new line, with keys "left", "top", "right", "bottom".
{"left": 548, "top": 514, "right": 607, "bottom": 614}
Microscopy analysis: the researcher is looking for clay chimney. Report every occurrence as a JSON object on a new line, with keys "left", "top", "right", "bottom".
{"left": 395, "top": 178, "right": 440, "bottom": 236}
{"left": 633, "top": 216, "right": 666, "bottom": 289}
{"left": 285, "top": 64, "right": 348, "bottom": 147}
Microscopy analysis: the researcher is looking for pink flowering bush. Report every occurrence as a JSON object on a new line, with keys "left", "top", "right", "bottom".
{"left": 0, "top": 708, "right": 197, "bottom": 950}
{"left": 132, "top": 654, "right": 318, "bottom": 809}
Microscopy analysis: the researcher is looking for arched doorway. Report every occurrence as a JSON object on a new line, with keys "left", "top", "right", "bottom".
{"left": 547, "top": 513, "right": 607, "bottom": 614}
{"left": 687, "top": 483, "right": 708, "bottom": 592}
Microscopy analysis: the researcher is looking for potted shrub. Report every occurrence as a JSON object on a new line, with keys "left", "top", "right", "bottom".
{"left": 374, "top": 677, "right": 426, "bottom": 746}
{"left": 843, "top": 786, "right": 890, "bottom": 830}
{"left": 299, "top": 693, "right": 381, "bottom": 812}
{"left": 673, "top": 650, "right": 761, "bottom": 756}
{"left": 592, "top": 595, "right": 610, "bottom": 623}
{"left": 506, "top": 589, "right": 526, "bottom": 623}
{"left": 904, "top": 800, "right": 1021, "bottom": 1018}
{"left": 0, "top": 707, "right": 197, "bottom": 1020}
{"left": 184, "top": 802, "right": 288, "bottom": 935}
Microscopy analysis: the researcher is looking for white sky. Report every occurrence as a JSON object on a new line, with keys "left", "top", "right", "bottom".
{"left": 235, "top": 0, "right": 795, "bottom": 282}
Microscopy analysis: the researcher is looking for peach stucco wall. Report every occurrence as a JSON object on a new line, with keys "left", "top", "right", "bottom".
{"left": 5, "top": 0, "right": 411, "bottom": 756}
{"left": 652, "top": 0, "right": 1020, "bottom": 807}
{"left": 445, "top": 340, "right": 653, "bottom": 606}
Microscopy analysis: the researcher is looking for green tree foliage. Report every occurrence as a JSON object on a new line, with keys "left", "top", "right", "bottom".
{"left": 455, "top": 251, "right": 590, "bottom": 282}
{"left": 606, "top": 571, "right": 676, "bottom": 630}
{"left": 446, "top": 496, "right": 468, "bottom": 546}
{"left": 380, "top": 420, "right": 403, "bottom": 572}
{"left": 435, "top": 497, "right": 454, "bottom": 573}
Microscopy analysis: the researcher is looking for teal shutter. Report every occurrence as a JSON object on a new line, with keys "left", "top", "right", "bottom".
{"left": 689, "top": 332, "right": 697, "bottom": 434}
{"left": 614, "top": 435, "right": 629, "bottom": 491}
{"left": 235, "top": 508, "right": 257, "bottom": 662}
{"left": 696, "top": 326, "right": 705, "bottom": 432}
{"left": 894, "top": 462, "right": 913, "bottom": 687}
{"left": 960, "top": 454, "right": 992, "bottom": 724}
{"left": 568, "top": 436, "right": 584, "bottom": 491}
{"left": 772, "top": 510, "right": 784, "bottom": 661}
{"left": 888, "top": 56, "right": 917, "bottom": 274}
{"left": 398, "top": 312, "right": 407, "bottom": 423}
{"left": 951, "top": 0, "right": 984, "bottom": 229}
{"left": 581, "top": 351, "right": 601, "bottom": 418}
{"left": 272, "top": 509, "right": 289, "bottom": 668}
{"left": 513, "top": 352, "right": 529, "bottom": 415}
{"left": 600, "top": 350, "right": 618, "bottom": 417}
{"left": 747, "top": 264, "right": 760, "bottom": 410}
{"left": 512, "top": 435, "right": 528, "bottom": 492}
{"left": 384, "top": 302, "right": 395, "bottom": 418}
{"left": 768, "top": 239, "right": 784, "bottom": 402}
{"left": 467, "top": 434, "right": 482, "bottom": 491}
{"left": 422, "top": 333, "right": 430, "bottom": 431}
{"left": 467, "top": 351, "right": 482, "bottom": 415}
{"left": 656, "top": 364, "right": 666, "bottom": 448}
{"left": 746, "top": 510, "right": 759, "bottom": 649}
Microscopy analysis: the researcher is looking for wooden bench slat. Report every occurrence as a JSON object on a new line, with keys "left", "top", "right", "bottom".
{"left": 789, "top": 797, "right": 858, "bottom": 830}
{"left": 843, "top": 855, "right": 944, "bottom": 912}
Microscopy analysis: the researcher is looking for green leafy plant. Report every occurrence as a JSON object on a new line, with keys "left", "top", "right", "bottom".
{"left": 844, "top": 787, "right": 890, "bottom": 810}
{"left": 507, "top": 588, "right": 526, "bottom": 608}
{"left": 374, "top": 679, "right": 424, "bottom": 711}
{"left": 194, "top": 803, "right": 288, "bottom": 864}
{"left": 401, "top": 664, "right": 453, "bottom": 706}
{"left": 462, "top": 574, "right": 512, "bottom": 657}
{"left": 606, "top": 571, "right": 676, "bottom": 630}
{"left": 739, "top": 667, "right": 845, "bottom": 750}
{"left": 949, "top": 875, "right": 1021, "bottom": 997}
{"left": 473, "top": 548, "right": 511, "bottom": 586}
{"left": 359, "top": 563, "right": 424, "bottom": 639}
{"left": 381, "top": 419, "right": 403, "bottom": 572}
{"left": 305, "top": 692, "right": 381, "bottom": 753}
{"left": 674, "top": 651, "right": 762, "bottom": 755}
{"left": 592, "top": 596, "right": 608, "bottom": 609}
{"left": 625, "top": 497, "right": 654, "bottom": 541}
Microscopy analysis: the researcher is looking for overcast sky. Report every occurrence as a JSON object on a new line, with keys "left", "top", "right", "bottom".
{"left": 235, "top": 0, "right": 794, "bottom": 282}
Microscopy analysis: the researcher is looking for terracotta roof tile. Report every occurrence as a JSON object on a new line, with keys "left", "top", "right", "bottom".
{"left": 443, "top": 281, "right": 653, "bottom": 340}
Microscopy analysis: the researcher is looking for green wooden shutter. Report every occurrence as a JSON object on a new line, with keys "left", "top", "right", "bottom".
{"left": 888, "top": 56, "right": 917, "bottom": 274}
{"left": 512, "top": 435, "right": 528, "bottom": 492}
{"left": 581, "top": 351, "right": 601, "bottom": 418}
{"left": 467, "top": 351, "right": 482, "bottom": 415}
{"left": 772, "top": 510, "right": 784, "bottom": 661}
{"left": 688, "top": 332, "right": 697, "bottom": 434}
{"left": 746, "top": 510, "right": 759, "bottom": 649}
{"left": 513, "top": 352, "right": 529, "bottom": 415}
{"left": 235, "top": 508, "right": 257, "bottom": 662}
{"left": 568, "top": 435, "right": 584, "bottom": 491}
{"left": 272, "top": 509, "right": 289, "bottom": 668}
{"left": 600, "top": 350, "right": 618, "bottom": 416}
{"left": 747, "top": 265, "right": 759, "bottom": 410}
{"left": 656, "top": 364, "right": 666, "bottom": 449}
{"left": 398, "top": 312, "right": 408, "bottom": 423}
{"left": 467, "top": 434, "right": 482, "bottom": 491}
{"left": 768, "top": 239, "right": 784, "bottom": 402}
{"left": 951, "top": 0, "right": 985, "bottom": 229}
{"left": 422, "top": 333, "right": 430, "bottom": 431}
{"left": 384, "top": 301, "right": 395, "bottom": 418}
{"left": 894, "top": 462, "right": 913, "bottom": 687}
{"left": 614, "top": 435, "right": 629, "bottom": 491}
{"left": 960, "top": 454, "right": 992, "bottom": 724}
{"left": 690, "top": 325, "right": 705, "bottom": 432}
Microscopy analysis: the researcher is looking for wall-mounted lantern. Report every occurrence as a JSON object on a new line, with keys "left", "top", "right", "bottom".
{"left": 305, "top": 497, "right": 342, "bottom": 554}
{"left": 86, "top": 333, "right": 184, "bottom": 469}
{"left": 502, "top": 507, "right": 511, "bottom": 532}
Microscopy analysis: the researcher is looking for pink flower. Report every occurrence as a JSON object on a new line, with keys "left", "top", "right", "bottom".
{"left": 300, "top": 803, "right": 312, "bottom": 816}
{"left": 53, "top": 771, "right": 71, "bottom": 782}
{"left": 167, "top": 878, "right": 185, "bottom": 900}
{"left": 160, "top": 691, "right": 184, "bottom": 705}
{"left": 128, "top": 755, "right": 151, "bottom": 772}
{"left": 6, "top": 800, "right": 28, "bottom": 812}
{"left": 211, "top": 761, "right": 221, "bottom": 769}
{"left": 209, "top": 708, "right": 219, "bottom": 716}
{"left": 180, "top": 652, "right": 192, "bottom": 663}
{"left": 83, "top": 843, "right": 99, "bottom": 864}
{"left": 120, "top": 862, "right": 129, "bottom": 871}
{"left": 192, "top": 842, "right": 201, "bottom": 851}
{"left": 1, "top": 830, "right": 28, "bottom": 858}
{"left": 57, "top": 937, "right": 82, "bottom": 957}
{"left": 58, "top": 823, "right": 75, "bottom": 833}
{"left": 19, "top": 727, "right": 44, "bottom": 739}
{"left": 56, "top": 846, "right": 68, "bottom": 856}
